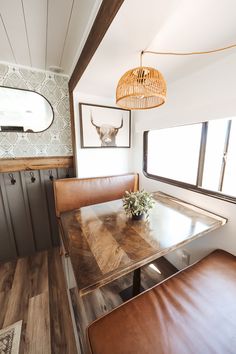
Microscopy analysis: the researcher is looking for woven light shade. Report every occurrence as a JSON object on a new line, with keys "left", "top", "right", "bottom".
{"left": 116, "top": 66, "right": 167, "bottom": 110}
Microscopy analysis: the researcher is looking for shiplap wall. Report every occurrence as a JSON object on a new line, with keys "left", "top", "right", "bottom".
{"left": 0, "top": 166, "right": 74, "bottom": 261}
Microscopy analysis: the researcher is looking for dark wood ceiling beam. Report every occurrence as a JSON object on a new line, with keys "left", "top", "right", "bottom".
{"left": 68, "top": 0, "right": 124, "bottom": 93}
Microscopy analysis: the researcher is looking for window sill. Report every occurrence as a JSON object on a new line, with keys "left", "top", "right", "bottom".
{"left": 143, "top": 169, "right": 236, "bottom": 205}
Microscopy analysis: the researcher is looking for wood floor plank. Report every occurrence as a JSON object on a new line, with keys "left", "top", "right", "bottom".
{"left": 141, "top": 257, "right": 178, "bottom": 289}
{"left": 0, "top": 249, "right": 78, "bottom": 353}
{"left": 48, "top": 248, "right": 67, "bottom": 291}
{"left": 28, "top": 250, "right": 48, "bottom": 297}
{"left": 25, "top": 292, "right": 51, "bottom": 354}
{"left": 48, "top": 248, "right": 77, "bottom": 354}
{"left": 82, "top": 284, "right": 124, "bottom": 323}
{"left": 0, "top": 260, "right": 16, "bottom": 292}
{"left": 3, "top": 257, "right": 30, "bottom": 327}
{"left": 70, "top": 287, "right": 90, "bottom": 353}
{"left": 3, "top": 257, "right": 31, "bottom": 354}
{"left": 0, "top": 291, "right": 10, "bottom": 328}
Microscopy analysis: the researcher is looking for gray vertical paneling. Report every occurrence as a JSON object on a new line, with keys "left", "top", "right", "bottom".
{"left": 57, "top": 167, "right": 74, "bottom": 179}
{"left": 0, "top": 167, "right": 75, "bottom": 261}
{"left": 23, "top": 170, "right": 52, "bottom": 251}
{"left": 40, "top": 169, "right": 59, "bottom": 247}
{"left": 3, "top": 172, "right": 35, "bottom": 257}
{"left": 0, "top": 175, "right": 17, "bottom": 261}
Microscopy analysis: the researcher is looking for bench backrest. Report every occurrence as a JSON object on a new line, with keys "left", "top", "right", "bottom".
{"left": 53, "top": 173, "right": 139, "bottom": 217}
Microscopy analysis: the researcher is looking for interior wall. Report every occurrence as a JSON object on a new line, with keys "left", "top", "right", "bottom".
{"left": 133, "top": 52, "right": 236, "bottom": 269}
{"left": 0, "top": 63, "right": 72, "bottom": 158}
{"left": 73, "top": 92, "right": 134, "bottom": 178}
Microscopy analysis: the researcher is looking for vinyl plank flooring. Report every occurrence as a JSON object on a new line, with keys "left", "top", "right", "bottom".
{"left": 48, "top": 247, "right": 67, "bottom": 291}
{"left": 70, "top": 287, "right": 88, "bottom": 354}
{"left": 0, "top": 291, "right": 10, "bottom": 328}
{"left": 141, "top": 257, "right": 178, "bottom": 289}
{"left": 49, "top": 286, "right": 77, "bottom": 354}
{"left": 3, "top": 257, "right": 31, "bottom": 354}
{"left": 0, "top": 260, "right": 16, "bottom": 292}
{"left": 28, "top": 250, "right": 48, "bottom": 297}
{"left": 82, "top": 282, "right": 125, "bottom": 323}
{"left": 48, "top": 248, "right": 77, "bottom": 354}
{"left": 25, "top": 292, "right": 51, "bottom": 354}
{"left": 3, "top": 257, "right": 30, "bottom": 327}
{"left": 0, "top": 248, "right": 77, "bottom": 354}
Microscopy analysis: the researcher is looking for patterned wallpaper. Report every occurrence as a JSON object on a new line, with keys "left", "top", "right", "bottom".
{"left": 0, "top": 63, "right": 73, "bottom": 158}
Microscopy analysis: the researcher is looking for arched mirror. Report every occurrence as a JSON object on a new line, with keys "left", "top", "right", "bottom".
{"left": 0, "top": 86, "right": 54, "bottom": 133}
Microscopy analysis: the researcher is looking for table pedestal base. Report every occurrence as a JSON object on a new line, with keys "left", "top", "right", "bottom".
{"left": 120, "top": 268, "right": 144, "bottom": 301}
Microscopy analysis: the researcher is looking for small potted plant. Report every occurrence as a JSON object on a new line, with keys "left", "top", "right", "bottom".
{"left": 122, "top": 190, "right": 155, "bottom": 220}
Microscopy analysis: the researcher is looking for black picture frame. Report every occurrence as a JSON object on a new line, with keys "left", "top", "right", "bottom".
{"left": 79, "top": 102, "right": 131, "bottom": 148}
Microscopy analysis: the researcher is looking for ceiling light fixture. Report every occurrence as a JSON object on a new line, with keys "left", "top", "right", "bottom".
{"left": 116, "top": 43, "right": 236, "bottom": 110}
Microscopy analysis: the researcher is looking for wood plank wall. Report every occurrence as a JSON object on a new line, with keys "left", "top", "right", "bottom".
{"left": 0, "top": 167, "right": 74, "bottom": 262}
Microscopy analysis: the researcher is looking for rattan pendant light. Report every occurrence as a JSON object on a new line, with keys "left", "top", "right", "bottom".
{"left": 116, "top": 44, "right": 236, "bottom": 110}
{"left": 116, "top": 66, "right": 167, "bottom": 110}
{"left": 116, "top": 51, "right": 166, "bottom": 110}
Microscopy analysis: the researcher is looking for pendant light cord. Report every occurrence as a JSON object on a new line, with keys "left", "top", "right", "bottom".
{"left": 140, "top": 43, "right": 236, "bottom": 65}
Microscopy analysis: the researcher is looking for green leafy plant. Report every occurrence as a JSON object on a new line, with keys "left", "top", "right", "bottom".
{"left": 122, "top": 190, "right": 155, "bottom": 217}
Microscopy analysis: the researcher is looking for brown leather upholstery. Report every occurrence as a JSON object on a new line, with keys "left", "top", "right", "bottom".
{"left": 87, "top": 250, "right": 236, "bottom": 354}
{"left": 53, "top": 173, "right": 139, "bottom": 217}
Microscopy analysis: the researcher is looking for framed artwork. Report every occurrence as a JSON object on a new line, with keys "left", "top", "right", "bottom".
{"left": 79, "top": 102, "right": 131, "bottom": 148}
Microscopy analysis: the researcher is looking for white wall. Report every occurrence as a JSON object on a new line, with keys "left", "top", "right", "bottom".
{"left": 73, "top": 92, "right": 134, "bottom": 178}
{"left": 133, "top": 52, "right": 236, "bottom": 269}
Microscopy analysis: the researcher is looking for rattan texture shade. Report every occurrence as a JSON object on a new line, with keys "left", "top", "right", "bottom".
{"left": 116, "top": 66, "right": 167, "bottom": 110}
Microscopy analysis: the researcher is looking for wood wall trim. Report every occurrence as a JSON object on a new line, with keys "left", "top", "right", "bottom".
{"left": 0, "top": 156, "right": 73, "bottom": 173}
{"left": 68, "top": 0, "right": 125, "bottom": 93}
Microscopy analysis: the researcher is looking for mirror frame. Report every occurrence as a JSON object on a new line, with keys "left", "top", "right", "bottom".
{"left": 0, "top": 85, "right": 54, "bottom": 133}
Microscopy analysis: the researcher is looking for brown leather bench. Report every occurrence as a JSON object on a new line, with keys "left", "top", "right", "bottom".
{"left": 53, "top": 173, "right": 139, "bottom": 217}
{"left": 53, "top": 173, "right": 139, "bottom": 256}
{"left": 87, "top": 249, "right": 236, "bottom": 354}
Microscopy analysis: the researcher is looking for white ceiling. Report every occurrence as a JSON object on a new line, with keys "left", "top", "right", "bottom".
{"left": 76, "top": 0, "right": 236, "bottom": 97}
{"left": 0, "top": 0, "right": 101, "bottom": 75}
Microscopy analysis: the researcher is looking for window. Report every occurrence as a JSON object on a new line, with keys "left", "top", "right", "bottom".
{"left": 147, "top": 124, "right": 202, "bottom": 184}
{"left": 143, "top": 117, "right": 236, "bottom": 203}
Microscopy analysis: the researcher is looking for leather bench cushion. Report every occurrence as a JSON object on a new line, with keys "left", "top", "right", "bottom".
{"left": 53, "top": 173, "right": 138, "bottom": 217}
{"left": 87, "top": 250, "right": 236, "bottom": 354}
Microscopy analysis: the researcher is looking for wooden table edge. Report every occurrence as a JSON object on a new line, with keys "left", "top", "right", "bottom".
{"left": 76, "top": 218, "right": 226, "bottom": 296}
